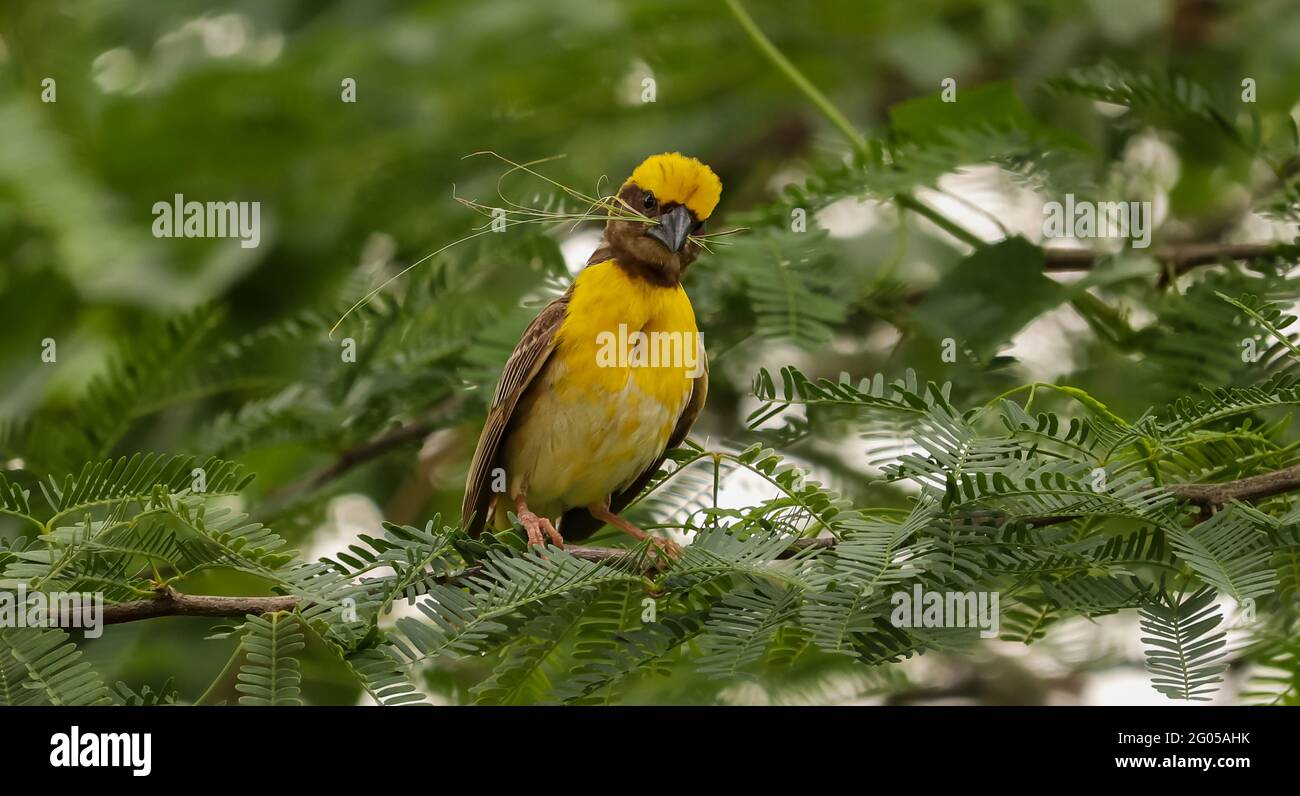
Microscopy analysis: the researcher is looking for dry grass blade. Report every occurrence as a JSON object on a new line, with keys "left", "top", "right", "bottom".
{"left": 330, "top": 151, "right": 745, "bottom": 335}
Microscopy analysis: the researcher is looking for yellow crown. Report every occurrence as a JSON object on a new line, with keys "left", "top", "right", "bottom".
{"left": 625, "top": 153, "right": 722, "bottom": 220}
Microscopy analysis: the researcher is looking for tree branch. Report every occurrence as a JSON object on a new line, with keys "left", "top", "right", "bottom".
{"left": 1168, "top": 463, "right": 1300, "bottom": 509}
{"left": 101, "top": 588, "right": 299, "bottom": 626}
{"left": 88, "top": 538, "right": 834, "bottom": 628}
{"left": 304, "top": 421, "right": 438, "bottom": 490}
{"left": 82, "top": 461, "right": 1300, "bottom": 629}
{"left": 1043, "top": 241, "right": 1294, "bottom": 273}
{"left": 268, "top": 394, "right": 466, "bottom": 502}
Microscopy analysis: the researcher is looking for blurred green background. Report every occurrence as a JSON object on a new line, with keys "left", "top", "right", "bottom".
{"left": 3, "top": 0, "right": 1300, "bottom": 704}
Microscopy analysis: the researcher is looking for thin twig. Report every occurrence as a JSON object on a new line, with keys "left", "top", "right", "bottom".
{"left": 723, "top": 0, "right": 866, "bottom": 153}
{"left": 1168, "top": 463, "right": 1300, "bottom": 509}
{"left": 269, "top": 395, "right": 466, "bottom": 501}
{"left": 1043, "top": 241, "right": 1293, "bottom": 273}
{"left": 896, "top": 193, "right": 987, "bottom": 249}
{"left": 303, "top": 419, "right": 440, "bottom": 490}
{"left": 101, "top": 588, "right": 299, "bottom": 626}
{"left": 724, "top": 0, "right": 989, "bottom": 251}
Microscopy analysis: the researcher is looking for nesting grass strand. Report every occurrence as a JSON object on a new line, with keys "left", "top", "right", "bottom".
{"left": 330, "top": 151, "right": 743, "bottom": 337}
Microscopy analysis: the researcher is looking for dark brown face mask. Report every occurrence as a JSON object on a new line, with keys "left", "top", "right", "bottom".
{"left": 589, "top": 183, "right": 704, "bottom": 287}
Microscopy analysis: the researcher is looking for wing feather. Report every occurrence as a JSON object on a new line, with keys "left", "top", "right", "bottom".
{"left": 460, "top": 289, "right": 571, "bottom": 535}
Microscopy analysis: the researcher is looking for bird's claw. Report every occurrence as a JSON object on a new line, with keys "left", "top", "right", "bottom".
{"left": 518, "top": 510, "right": 564, "bottom": 548}
{"left": 647, "top": 535, "right": 682, "bottom": 568}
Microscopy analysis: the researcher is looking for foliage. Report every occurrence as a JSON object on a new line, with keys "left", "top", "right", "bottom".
{"left": 3, "top": 0, "right": 1300, "bottom": 706}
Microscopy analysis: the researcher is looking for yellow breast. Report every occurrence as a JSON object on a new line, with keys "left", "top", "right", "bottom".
{"left": 554, "top": 260, "right": 700, "bottom": 407}
{"left": 497, "top": 260, "right": 700, "bottom": 520}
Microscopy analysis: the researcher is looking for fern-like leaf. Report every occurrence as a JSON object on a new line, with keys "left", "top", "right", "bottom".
{"left": 236, "top": 612, "right": 306, "bottom": 706}
{"left": 1138, "top": 587, "right": 1229, "bottom": 701}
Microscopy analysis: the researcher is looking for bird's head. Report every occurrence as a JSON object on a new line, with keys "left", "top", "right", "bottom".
{"left": 599, "top": 152, "right": 722, "bottom": 285}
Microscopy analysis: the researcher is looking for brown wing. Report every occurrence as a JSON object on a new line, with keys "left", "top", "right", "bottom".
{"left": 460, "top": 288, "right": 572, "bottom": 536}
{"left": 558, "top": 347, "right": 708, "bottom": 541}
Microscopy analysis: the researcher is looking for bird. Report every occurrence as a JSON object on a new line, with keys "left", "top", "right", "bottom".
{"left": 461, "top": 152, "right": 721, "bottom": 558}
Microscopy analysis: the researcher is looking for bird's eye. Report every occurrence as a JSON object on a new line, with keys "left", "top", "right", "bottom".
{"left": 642, "top": 192, "right": 657, "bottom": 210}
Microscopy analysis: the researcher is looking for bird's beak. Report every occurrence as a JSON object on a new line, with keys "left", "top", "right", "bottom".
{"left": 647, "top": 205, "right": 693, "bottom": 253}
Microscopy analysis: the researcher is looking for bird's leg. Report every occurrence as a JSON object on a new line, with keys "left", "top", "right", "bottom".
{"left": 514, "top": 494, "right": 563, "bottom": 548}
{"left": 586, "top": 500, "right": 682, "bottom": 561}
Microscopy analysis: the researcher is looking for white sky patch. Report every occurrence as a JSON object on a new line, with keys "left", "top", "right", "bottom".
{"left": 144, "top": 14, "right": 281, "bottom": 90}
{"left": 1003, "top": 303, "right": 1094, "bottom": 382}
{"left": 862, "top": 323, "right": 903, "bottom": 354}
{"left": 934, "top": 165, "right": 1049, "bottom": 243}
{"left": 1080, "top": 665, "right": 1239, "bottom": 706}
{"left": 828, "top": 330, "right": 868, "bottom": 356}
{"left": 618, "top": 58, "right": 655, "bottom": 107}
{"left": 1093, "top": 99, "right": 1129, "bottom": 118}
{"left": 911, "top": 185, "right": 988, "bottom": 249}
{"left": 1118, "top": 132, "right": 1177, "bottom": 234}
{"left": 816, "top": 197, "right": 890, "bottom": 238}
{"left": 250, "top": 32, "right": 284, "bottom": 65}
{"left": 560, "top": 229, "right": 602, "bottom": 274}
{"left": 1122, "top": 131, "right": 1180, "bottom": 190}
{"left": 1235, "top": 211, "right": 1300, "bottom": 252}
{"left": 766, "top": 166, "right": 809, "bottom": 195}
{"left": 305, "top": 493, "right": 386, "bottom": 563}
{"left": 711, "top": 461, "right": 783, "bottom": 515}
{"left": 1042, "top": 234, "right": 1093, "bottom": 253}
{"left": 200, "top": 14, "right": 250, "bottom": 57}
{"left": 1081, "top": 669, "right": 1190, "bottom": 706}
{"left": 829, "top": 427, "right": 923, "bottom": 484}
{"left": 92, "top": 48, "right": 139, "bottom": 93}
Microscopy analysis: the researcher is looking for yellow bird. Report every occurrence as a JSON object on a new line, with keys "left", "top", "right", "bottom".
{"left": 461, "top": 152, "right": 721, "bottom": 556}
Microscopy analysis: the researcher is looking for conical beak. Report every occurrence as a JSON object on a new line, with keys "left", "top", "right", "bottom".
{"left": 647, "top": 205, "right": 694, "bottom": 253}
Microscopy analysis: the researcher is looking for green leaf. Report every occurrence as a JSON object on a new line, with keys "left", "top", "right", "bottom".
{"left": 1139, "top": 587, "right": 1228, "bottom": 701}
{"left": 0, "top": 627, "right": 112, "bottom": 706}
{"left": 235, "top": 613, "right": 306, "bottom": 706}
{"left": 916, "top": 237, "right": 1067, "bottom": 360}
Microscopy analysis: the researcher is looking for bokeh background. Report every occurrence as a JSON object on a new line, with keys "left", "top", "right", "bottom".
{"left": 2, "top": 0, "right": 1299, "bottom": 704}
